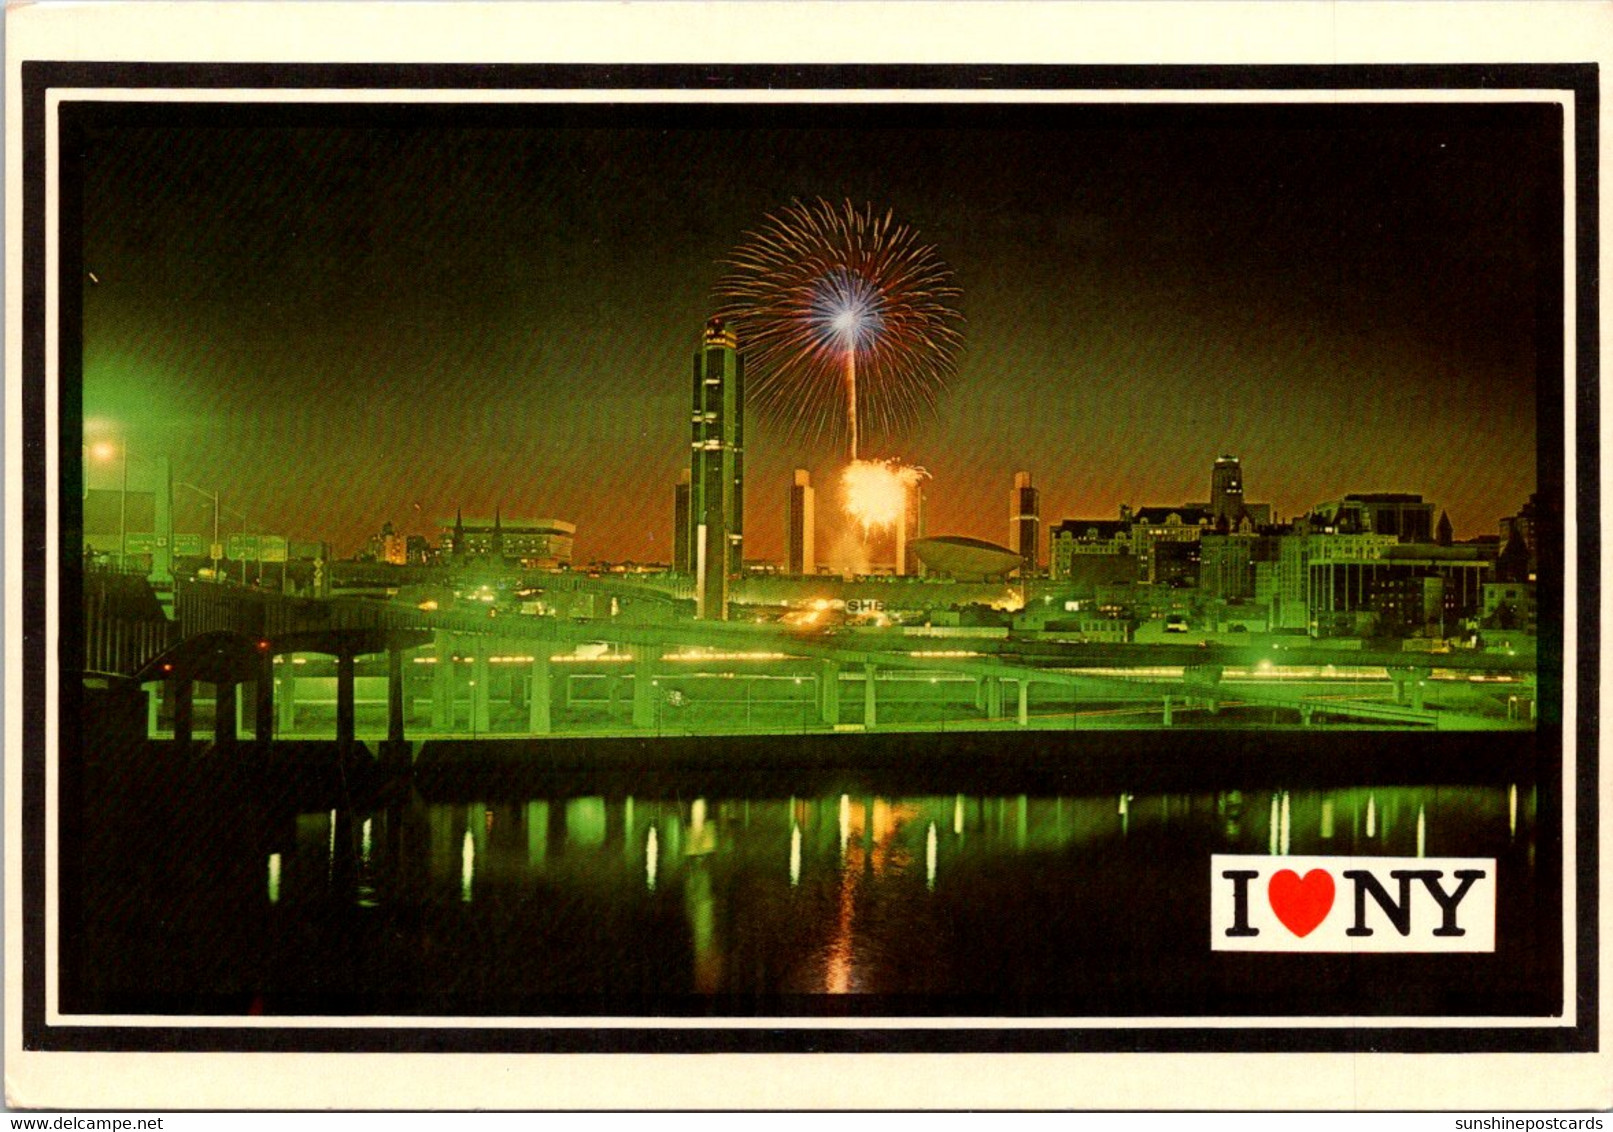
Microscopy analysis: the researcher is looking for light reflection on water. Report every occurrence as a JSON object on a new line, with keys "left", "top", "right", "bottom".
{"left": 274, "top": 783, "right": 1532, "bottom": 998}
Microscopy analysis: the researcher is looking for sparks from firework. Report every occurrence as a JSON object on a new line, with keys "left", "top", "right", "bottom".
{"left": 715, "top": 199, "right": 964, "bottom": 463}
{"left": 841, "top": 459, "right": 928, "bottom": 536}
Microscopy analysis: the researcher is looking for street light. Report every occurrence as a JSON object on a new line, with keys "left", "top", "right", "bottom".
{"left": 218, "top": 502, "right": 250, "bottom": 585}
{"left": 176, "top": 481, "right": 221, "bottom": 582}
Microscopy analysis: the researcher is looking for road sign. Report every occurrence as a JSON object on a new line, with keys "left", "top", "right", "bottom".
{"left": 124, "top": 533, "right": 204, "bottom": 555}
{"left": 260, "top": 535, "right": 288, "bottom": 563}
{"left": 227, "top": 533, "right": 261, "bottom": 560}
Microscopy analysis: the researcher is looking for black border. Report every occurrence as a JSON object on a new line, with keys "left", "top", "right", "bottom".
{"left": 19, "top": 61, "right": 1599, "bottom": 1055}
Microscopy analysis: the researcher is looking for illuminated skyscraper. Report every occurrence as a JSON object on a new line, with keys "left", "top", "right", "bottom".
{"left": 1010, "top": 471, "right": 1040, "bottom": 577}
{"left": 785, "top": 469, "right": 815, "bottom": 576}
{"left": 1210, "top": 455, "right": 1245, "bottom": 529}
{"left": 688, "top": 318, "right": 744, "bottom": 619}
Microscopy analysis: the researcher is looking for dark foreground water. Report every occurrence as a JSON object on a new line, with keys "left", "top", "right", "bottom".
{"left": 63, "top": 739, "right": 1557, "bottom": 1020}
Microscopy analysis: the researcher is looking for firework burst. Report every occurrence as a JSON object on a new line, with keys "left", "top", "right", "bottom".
{"left": 714, "top": 198, "right": 964, "bottom": 461}
{"left": 841, "top": 458, "right": 928, "bottom": 535}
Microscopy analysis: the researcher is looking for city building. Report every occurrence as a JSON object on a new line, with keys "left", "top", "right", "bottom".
{"left": 1481, "top": 580, "right": 1537, "bottom": 633}
{"left": 1312, "top": 493, "right": 1436, "bottom": 543}
{"left": 438, "top": 514, "right": 575, "bottom": 568}
{"left": 1199, "top": 531, "right": 1269, "bottom": 600}
{"left": 1499, "top": 494, "right": 1540, "bottom": 579}
{"left": 1210, "top": 455, "right": 1245, "bottom": 529}
{"left": 688, "top": 317, "right": 745, "bottom": 619}
{"left": 785, "top": 469, "right": 815, "bottom": 577}
{"left": 673, "top": 469, "right": 691, "bottom": 574}
{"left": 1127, "top": 505, "right": 1212, "bottom": 584}
{"left": 1048, "top": 519, "right": 1131, "bottom": 580}
{"left": 909, "top": 536, "right": 1022, "bottom": 581}
{"left": 1302, "top": 536, "right": 1491, "bottom": 638}
{"left": 1009, "top": 471, "right": 1040, "bottom": 577}
{"left": 366, "top": 520, "right": 407, "bottom": 565}
{"left": 903, "top": 481, "right": 926, "bottom": 577}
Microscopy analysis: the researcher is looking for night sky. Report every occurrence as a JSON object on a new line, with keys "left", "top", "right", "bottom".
{"left": 76, "top": 101, "right": 1556, "bottom": 562}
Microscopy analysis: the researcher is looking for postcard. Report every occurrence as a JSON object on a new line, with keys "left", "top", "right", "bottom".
{"left": 5, "top": 1, "right": 1608, "bottom": 1111}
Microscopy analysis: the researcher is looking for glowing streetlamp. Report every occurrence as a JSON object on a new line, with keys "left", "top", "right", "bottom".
{"left": 176, "top": 481, "right": 221, "bottom": 582}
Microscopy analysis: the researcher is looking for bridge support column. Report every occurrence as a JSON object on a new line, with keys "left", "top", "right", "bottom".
{"left": 255, "top": 650, "right": 274, "bottom": 741}
{"left": 863, "top": 662, "right": 878, "bottom": 729}
{"left": 1186, "top": 664, "right": 1224, "bottom": 716}
{"left": 528, "top": 654, "right": 552, "bottom": 735}
{"left": 172, "top": 679, "right": 193, "bottom": 744}
{"left": 1163, "top": 695, "right": 1173, "bottom": 726}
{"left": 235, "top": 684, "right": 247, "bottom": 740}
{"left": 1409, "top": 673, "right": 1428, "bottom": 712}
{"left": 214, "top": 682, "right": 238, "bottom": 746}
{"left": 509, "top": 645, "right": 526, "bottom": 710}
{"left": 986, "top": 677, "right": 1004, "bottom": 720}
{"left": 632, "top": 649, "right": 657, "bottom": 730}
{"left": 1389, "top": 667, "right": 1431, "bottom": 711}
{"left": 472, "top": 651, "right": 491, "bottom": 734}
{"left": 431, "top": 634, "right": 454, "bottom": 731}
{"left": 386, "top": 646, "right": 406, "bottom": 746}
{"left": 819, "top": 661, "right": 840, "bottom": 725}
{"left": 336, "top": 652, "right": 356, "bottom": 748}
{"left": 1017, "top": 679, "right": 1030, "bottom": 727}
{"left": 1300, "top": 704, "right": 1314, "bottom": 727}
{"left": 277, "top": 662, "right": 296, "bottom": 735}
{"left": 147, "top": 685, "right": 161, "bottom": 739}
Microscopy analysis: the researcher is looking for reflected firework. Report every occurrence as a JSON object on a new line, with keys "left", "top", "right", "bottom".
{"left": 715, "top": 198, "right": 964, "bottom": 461}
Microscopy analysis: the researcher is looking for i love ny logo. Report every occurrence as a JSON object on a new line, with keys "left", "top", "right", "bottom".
{"left": 1209, "top": 855, "right": 1496, "bottom": 952}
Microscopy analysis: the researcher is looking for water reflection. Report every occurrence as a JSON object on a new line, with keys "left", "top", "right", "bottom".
{"left": 197, "top": 782, "right": 1537, "bottom": 1003}
{"left": 645, "top": 825, "right": 658, "bottom": 892}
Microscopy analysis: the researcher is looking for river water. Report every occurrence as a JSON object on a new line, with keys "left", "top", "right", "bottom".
{"left": 65, "top": 759, "right": 1554, "bottom": 1019}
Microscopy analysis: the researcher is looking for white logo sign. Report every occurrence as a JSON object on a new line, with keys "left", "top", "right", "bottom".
{"left": 1210, "top": 855, "right": 1496, "bottom": 952}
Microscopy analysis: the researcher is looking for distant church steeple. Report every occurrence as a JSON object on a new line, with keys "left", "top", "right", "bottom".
{"left": 492, "top": 506, "right": 505, "bottom": 559}
{"left": 453, "top": 507, "right": 466, "bottom": 562}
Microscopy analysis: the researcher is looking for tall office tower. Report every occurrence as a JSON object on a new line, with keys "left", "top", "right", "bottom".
{"left": 673, "top": 469, "right": 692, "bottom": 573}
{"left": 785, "top": 469, "right": 815, "bottom": 576}
{"left": 689, "top": 317, "right": 745, "bottom": 619}
{"left": 1010, "top": 471, "right": 1040, "bottom": 577}
{"left": 1211, "top": 455, "right": 1245, "bottom": 529}
{"left": 903, "top": 482, "right": 926, "bottom": 576}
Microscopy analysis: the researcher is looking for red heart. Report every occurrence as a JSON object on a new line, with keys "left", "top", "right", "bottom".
{"left": 1267, "top": 868, "right": 1335, "bottom": 937}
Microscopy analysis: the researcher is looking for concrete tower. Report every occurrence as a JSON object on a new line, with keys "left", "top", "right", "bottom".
{"left": 689, "top": 317, "right": 745, "bottom": 619}
{"left": 1010, "top": 471, "right": 1040, "bottom": 577}
{"left": 786, "top": 469, "right": 815, "bottom": 576}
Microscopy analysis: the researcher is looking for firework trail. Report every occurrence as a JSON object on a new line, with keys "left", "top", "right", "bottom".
{"left": 714, "top": 198, "right": 964, "bottom": 462}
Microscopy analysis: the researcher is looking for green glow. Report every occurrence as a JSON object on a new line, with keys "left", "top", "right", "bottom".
{"left": 566, "top": 797, "right": 607, "bottom": 848}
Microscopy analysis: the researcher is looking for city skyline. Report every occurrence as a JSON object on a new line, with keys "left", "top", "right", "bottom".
{"left": 78, "top": 101, "right": 1554, "bottom": 561}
